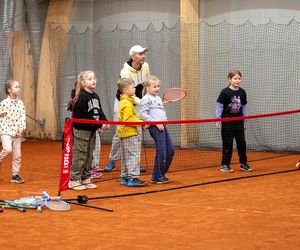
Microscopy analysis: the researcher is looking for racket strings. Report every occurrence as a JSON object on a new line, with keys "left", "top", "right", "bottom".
{"left": 14, "top": 196, "right": 46, "bottom": 207}
{"left": 3, "top": 195, "right": 71, "bottom": 211}
{"left": 46, "top": 200, "right": 70, "bottom": 211}
{"left": 162, "top": 88, "right": 187, "bottom": 102}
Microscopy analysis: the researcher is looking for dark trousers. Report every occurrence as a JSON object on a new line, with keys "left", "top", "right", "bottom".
{"left": 221, "top": 121, "right": 247, "bottom": 166}
{"left": 148, "top": 126, "right": 174, "bottom": 181}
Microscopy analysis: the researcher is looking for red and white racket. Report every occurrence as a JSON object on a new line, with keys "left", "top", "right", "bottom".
{"left": 162, "top": 87, "right": 187, "bottom": 103}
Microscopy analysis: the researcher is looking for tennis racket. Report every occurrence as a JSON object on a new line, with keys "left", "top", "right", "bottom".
{"left": 42, "top": 191, "right": 71, "bottom": 211}
{"left": 13, "top": 192, "right": 70, "bottom": 212}
{"left": 13, "top": 196, "right": 46, "bottom": 212}
{"left": 0, "top": 199, "right": 35, "bottom": 212}
{"left": 162, "top": 87, "right": 187, "bottom": 103}
{"left": 0, "top": 204, "right": 27, "bottom": 212}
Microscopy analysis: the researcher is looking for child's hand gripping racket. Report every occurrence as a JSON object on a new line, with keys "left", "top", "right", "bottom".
{"left": 162, "top": 87, "right": 187, "bottom": 103}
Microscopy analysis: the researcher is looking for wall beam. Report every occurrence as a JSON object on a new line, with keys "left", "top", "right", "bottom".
{"left": 36, "top": 0, "right": 74, "bottom": 139}
{"left": 180, "top": 0, "right": 200, "bottom": 147}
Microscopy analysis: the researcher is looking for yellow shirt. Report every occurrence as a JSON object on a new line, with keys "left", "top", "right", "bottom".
{"left": 117, "top": 95, "right": 142, "bottom": 138}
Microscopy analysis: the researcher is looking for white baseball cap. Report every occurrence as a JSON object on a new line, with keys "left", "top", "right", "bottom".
{"left": 129, "top": 45, "right": 148, "bottom": 57}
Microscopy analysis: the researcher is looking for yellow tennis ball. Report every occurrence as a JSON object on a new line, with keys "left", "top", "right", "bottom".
{"left": 296, "top": 162, "right": 300, "bottom": 168}
{"left": 37, "top": 206, "right": 42, "bottom": 213}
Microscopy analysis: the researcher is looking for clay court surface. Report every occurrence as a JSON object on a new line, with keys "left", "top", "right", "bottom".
{"left": 0, "top": 140, "right": 300, "bottom": 250}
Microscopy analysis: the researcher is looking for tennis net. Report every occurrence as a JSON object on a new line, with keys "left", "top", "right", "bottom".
{"left": 59, "top": 109, "right": 300, "bottom": 191}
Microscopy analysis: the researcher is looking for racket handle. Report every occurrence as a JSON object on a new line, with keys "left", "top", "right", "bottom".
{"left": 42, "top": 191, "right": 60, "bottom": 200}
{"left": 18, "top": 207, "right": 26, "bottom": 212}
{"left": 42, "top": 191, "right": 50, "bottom": 199}
{"left": 49, "top": 196, "right": 61, "bottom": 200}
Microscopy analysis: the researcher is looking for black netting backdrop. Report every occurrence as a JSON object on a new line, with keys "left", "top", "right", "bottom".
{"left": 0, "top": 19, "right": 300, "bottom": 152}
{"left": 48, "top": 20, "right": 300, "bottom": 152}
{"left": 0, "top": 32, "right": 13, "bottom": 101}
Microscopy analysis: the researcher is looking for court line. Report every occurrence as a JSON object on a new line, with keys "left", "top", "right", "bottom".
{"left": 65, "top": 167, "right": 300, "bottom": 202}
{"left": 142, "top": 201, "right": 300, "bottom": 217}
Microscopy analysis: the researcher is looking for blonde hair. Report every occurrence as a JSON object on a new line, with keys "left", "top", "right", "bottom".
{"left": 143, "top": 75, "right": 160, "bottom": 96}
{"left": 75, "top": 70, "right": 95, "bottom": 96}
{"left": 118, "top": 77, "right": 134, "bottom": 94}
{"left": 5, "top": 80, "right": 19, "bottom": 95}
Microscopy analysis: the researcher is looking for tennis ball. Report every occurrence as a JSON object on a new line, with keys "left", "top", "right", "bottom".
{"left": 296, "top": 162, "right": 300, "bottom": 168}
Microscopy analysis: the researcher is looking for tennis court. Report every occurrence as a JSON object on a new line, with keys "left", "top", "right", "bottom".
{"left": 0, "top": 140, "right": 299, "bottom": 250}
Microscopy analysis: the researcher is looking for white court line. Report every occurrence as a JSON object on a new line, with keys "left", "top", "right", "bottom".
{"left": 143, "top": 201, "right": 300, "bottom": 217}
{"left": 0, "top": 190, "right": 43, "bottom": 195}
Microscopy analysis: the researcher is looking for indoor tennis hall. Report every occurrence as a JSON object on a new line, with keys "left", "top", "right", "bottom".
{"left": 0, "top": 1, "right": 300, "bottom": 249}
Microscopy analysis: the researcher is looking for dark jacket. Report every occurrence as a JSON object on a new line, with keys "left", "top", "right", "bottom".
{"left": 73, "top": 89, "right": 107, "bottom": 131}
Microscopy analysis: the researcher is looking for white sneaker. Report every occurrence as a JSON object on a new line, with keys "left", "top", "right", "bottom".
{"left": 68, "top": 180, "right": 87, "bottom": 190}
{"left": 82, "top": 178, "right": 97, "bottom": 189}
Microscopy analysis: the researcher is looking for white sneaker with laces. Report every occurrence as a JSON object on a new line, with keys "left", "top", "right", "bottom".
{"left": 68, "top": 180, "right": 86, "bottom": 190}
{"left": 82, "top": 178, "right": 97, "bottom": 189}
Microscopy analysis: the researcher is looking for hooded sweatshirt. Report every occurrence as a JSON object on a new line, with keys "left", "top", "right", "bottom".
{"left": 120, "top": 60, "right": 150, "bottom": 99}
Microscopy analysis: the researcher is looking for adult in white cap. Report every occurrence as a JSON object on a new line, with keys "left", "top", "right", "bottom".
{"left": 104, "top": 45, "right": 150, "bottom": 173}
{"left": 121, "top": 45, "right": 149, "bottom": 99}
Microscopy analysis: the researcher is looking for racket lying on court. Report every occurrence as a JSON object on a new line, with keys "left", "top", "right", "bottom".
{"left": 13, "top": 192, "right": 70, "bottom": 212}
{"left": 0, "top": 199, "right": 35, "bottom": 212}
{"left": 162, "top": 87, "right": 187, "bottom": 103}
{"left": 42, "top": 191, "right": 71, "bottom": 211}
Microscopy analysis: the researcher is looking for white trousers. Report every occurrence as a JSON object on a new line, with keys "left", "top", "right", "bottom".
{"left": 0, "top": 135, "right": 22, "bottom": 175}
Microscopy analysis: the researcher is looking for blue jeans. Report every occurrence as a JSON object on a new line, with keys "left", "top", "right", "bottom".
{"left": 148, "top": 126, "right": 174, "bottom": 181}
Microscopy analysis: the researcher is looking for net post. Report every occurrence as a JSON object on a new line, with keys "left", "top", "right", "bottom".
{"left": 58, "top": 118, "right": 73, "bottom": 195}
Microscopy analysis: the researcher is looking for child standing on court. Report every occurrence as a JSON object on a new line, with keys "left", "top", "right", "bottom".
{"left": 118, "top": 77, "right": 147, "bottom": 187}
{"left": 215, "top": 70, "right": 252, "bottom": 173}
{"left": 69, "top": 71, "right": 109, "bottom": 190}
{"left": 67, "top": 80, "right": 102, "bottom": 179}
{"left": 140, "top": 75, "right": 174, "bottom": 183}
{"left": 0, "top": 80, "right": 26, "bottom": 183}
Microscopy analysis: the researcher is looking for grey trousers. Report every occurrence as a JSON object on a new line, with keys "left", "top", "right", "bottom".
{"left": 92, "top": 131, "right": 101, "bottom": 168}
{"left": 120, "top": 134, "right": 141, "bottom": 179}
{"left": 109, "top": 131, "right": 121, "bottom": 161}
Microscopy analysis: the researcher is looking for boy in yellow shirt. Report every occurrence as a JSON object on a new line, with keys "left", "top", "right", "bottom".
{"left": 117, "top": 77, "right": 147, "bottom": 187}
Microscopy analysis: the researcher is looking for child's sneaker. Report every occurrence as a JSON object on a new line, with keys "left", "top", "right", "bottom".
{"left": 240, "top": 163, "right": 252, "bottom": 172}
{"left": 127, "top": 178, "right": 147, "bottom": 187}
{"left": 220, "top": 165, "right": 234, "bottom": 173}
{"left": 90, "top": 169, "right": 103, "bottom": 179}
{"left": 151, "top": 176, "right": 165, "bottom": 184}
{"left": 82, "top": 178, "right": 97, "bottom": 189}
{"left": 151, "top": 176, "right": 169, "bottom": 184}
{"left": 140, "top": 166, "right": 146, "bottom": 173}
{"left": 161, "top": 175, "right": 170, "bottom": 184}
{"left": 68, "top": 180, "right": 86, "bottom": 190}
{"left": 104, "top": 160, "right": 116, "bottom": 172}
{"left": 11, "top": 175, "right": 24, "bottom": 184}
{"left": 120, "top": 177, "right": 128, "bottom": 185}
{"left": 93, "top": 166, "right": 102, "bottom": 172}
